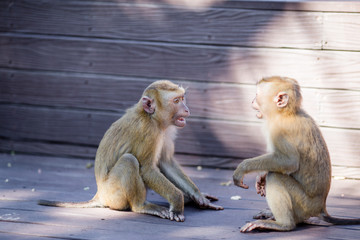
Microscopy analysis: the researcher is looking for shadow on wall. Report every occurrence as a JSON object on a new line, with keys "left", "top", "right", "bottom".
{"left": 105, "top": 0, "right": 328, "bottom": 163}
{"left": 2, "top": 0, "right": 357, "bottom": 167}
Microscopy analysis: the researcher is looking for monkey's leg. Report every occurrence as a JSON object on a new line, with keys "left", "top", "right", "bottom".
{"left": 103, "top": 153, "right": 170, "bottom": 219}
{"left": 241, "top": 172, "right": 299, "bottom": 232}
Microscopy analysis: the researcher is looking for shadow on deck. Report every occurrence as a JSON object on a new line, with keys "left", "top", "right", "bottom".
{"left": 0, "top": 153, "right": 359, "bottom": 240}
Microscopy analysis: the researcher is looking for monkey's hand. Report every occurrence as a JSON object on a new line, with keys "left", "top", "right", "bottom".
{"left": 255, "top": 173, "right": 267, "bottom": 197}
{"left": 233, "top": 171, "right": 249, "bottom": 189}
{"left": 191, "top": 193, "right": 224, "bottom": 210}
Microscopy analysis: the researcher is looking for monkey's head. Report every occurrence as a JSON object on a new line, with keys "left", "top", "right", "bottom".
{"left": 252, "top": 76, "right": 302, "bottom": 119}
{"left": 140, "top": 80, "right": 190, "bottom": 128}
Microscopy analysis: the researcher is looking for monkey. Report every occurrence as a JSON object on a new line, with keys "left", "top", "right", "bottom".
{"left": 232, "top": 76, "right": 360, "bottom": 232}
{"left": 38, "top": 80, "right": 223, "bottom": 221}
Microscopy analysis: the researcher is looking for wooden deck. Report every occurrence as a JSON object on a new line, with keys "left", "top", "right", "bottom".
{"left": 1, "top": 153, "right": 359, "bottom": 240}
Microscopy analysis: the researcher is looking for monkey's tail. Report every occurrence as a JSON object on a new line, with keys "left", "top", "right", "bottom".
{"left": 320, "top": 209, "right": 360, "bottom": 225}
{"left": 38, "top": 198, "right": 103, "bottom": 208}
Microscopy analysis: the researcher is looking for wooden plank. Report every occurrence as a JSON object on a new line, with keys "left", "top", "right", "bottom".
{"left": 0, "top": 105, "right": 118, "bottom": 145}
{"left": 0, "top": 70, "right": 147, "bottom": 112}
{"left": 332, "top": 166, "right": 360, "bottom": 180}
{"left": 164, "top": 0, "right": 360, "bottom": 13}
{"left": 0, "top": 139, "right": 97, "bottom": 159}
{"left": 0, "top": 138, "right": 243, "bottom": 168}
{"left": 1, "top": 153, "right": 359, "bottom": 197}
{"left": 1, "top": 204, "right": 359, "bottom": 240}
{"left": 0, "top": 153, "right": 357, "bottom": 213}
{"left": 0, "top": 0, "right": 323, "bottom": 50}
{"left": 0, "top": 221, "right": 121, "bottom": 240}
{"left": 2, "top": 137, "right": 360, "bottom": 171}
{"left": 323, "top": 13, "right": 360, "bottom": 51}
{"left": 322, "top": 128, "right": 360, "bottom": 168}
{"left": 1, "top": 35, "right": 360, "bottom": 90}
{"left": 1, "top": 69, "right": 359, "bottom": 129}
{"left": 0, "top": 232, "right": 50, "bottom": 240}
{"left": 0, "top": 104, "right": 266, "bottom": 160}
{"left": 187, "top": 83, "right": 360, "bottom": 130}
{"left": 2, "top": 1, "right": 360, "bottom": 51}
{"left": 0, "top": 153, "right": 358, "bottom": 204}
{"left": 304, "top": 89, "right": 360, "bottom": 130}
{"left": 0, "top": 105, "right": 359, "bottom": 167}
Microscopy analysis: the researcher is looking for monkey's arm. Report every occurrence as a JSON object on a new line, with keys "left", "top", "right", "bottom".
{"left": 233, "top": 149, "right": 299, "bottom": 189}
{"left": 159, "top": 160, "right": 223, "bottom": 210}
{"left": 140, "top": 165, "right": 185, "bottom": 221}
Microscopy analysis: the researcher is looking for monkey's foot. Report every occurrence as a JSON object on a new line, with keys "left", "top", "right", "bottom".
{"left": 142, "top": 208, "right": 185, "bottom": 222}
{"left": 169, "top": 211, "right": 185, "bottom": 222}
{"left": 240, "top": 220, "right": 275, "bottom": 232}
{"left": 152, "top": 208, "right": 171, "bottom": 220}
{"left": 136, "top": 208, "right": 169, "bottom": 219}
{"left": 253, "top": 208, "right": 274, "bottom": 220}
{"left": 240, "top": 221, "right": 267, "bottom": 232}
{"left": 240, "top": 220, "right": 294, "bottom": 232}
{"left": 304, "top": 217, "right": 332, "bottom": 226}
{"left": 134, "top": 203, "right": 171, "bottom": 220}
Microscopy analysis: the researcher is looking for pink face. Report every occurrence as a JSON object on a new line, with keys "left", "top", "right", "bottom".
{"left": 172, "top": 95, "right": 190, "bottom": 128}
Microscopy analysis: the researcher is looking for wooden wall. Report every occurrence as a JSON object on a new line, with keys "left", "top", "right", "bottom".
{"left": 1, "top": 0, "right": 359, "bottom": 169}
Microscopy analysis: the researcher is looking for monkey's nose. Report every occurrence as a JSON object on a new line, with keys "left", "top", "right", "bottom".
{"left": 184, "top": 106, "right": 190, "bottom": 115}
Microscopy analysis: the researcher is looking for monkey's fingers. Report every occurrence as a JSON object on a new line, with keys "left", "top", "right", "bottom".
{"left": 206, "top": 202, "right": 224, "bottom": 210}
{"left": 240, "top": 220, "right": 269, "bottom": 232}
{"left": 240, "top": 222, "right": 256, "bottom": 232}
{"left": 202, "top": 193, "right": 219, "bottom": 201}
{"left": 260, "top": 188, "right": 266, "bottom": 197}
{"left": 193, "top": 196, "right": 223, "bottom": 210}
{"left": 233, "top": 176, "right": 249, "bottom": 189}
{"left": 159, "top": 209, "right": 171, "bottom": 219}
{"left": 238, "top": 181, "right": 249, "bottom": 189}
{"left": 256, "top": 186, "right": 266, "bottom": 197}
{"left": 169, "top": 211, "right": 185, "bottom": 222}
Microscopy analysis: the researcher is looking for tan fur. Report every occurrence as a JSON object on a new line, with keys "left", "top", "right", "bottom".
{"left": 38, "top": 80, "right": 222, "bottom": 221}
{"left": 233, "top": 76, "right": 360, "bottom": 232}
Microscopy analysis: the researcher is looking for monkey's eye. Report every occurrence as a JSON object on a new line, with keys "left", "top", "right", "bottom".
{"left": 173, "top": 98, "right": 180, "bottom": 104}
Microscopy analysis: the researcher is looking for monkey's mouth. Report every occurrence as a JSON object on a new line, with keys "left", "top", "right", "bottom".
{"left": 175, "top": 117, "right": 187, "bottom": 127}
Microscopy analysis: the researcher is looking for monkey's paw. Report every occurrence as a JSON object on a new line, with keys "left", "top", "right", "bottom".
{"left": 233, "top": 175, "right": 249, "bottom": 189}
{"left": 157, "top": 208, "right": 171, "bottom": 219}
{"left": 192, "top": 193, "right": 224, "bottom": 210}
{"left": 169, "top": 211, "right": 185, "bottom": 222}
{"left": 240, "top": 221, "right": 267, "bottom": 232}
{"left": 137, "top": 205, "right": 170, "bottom": 220}
{"left": 255, "top": 174, "right": 267, "bottom": 197}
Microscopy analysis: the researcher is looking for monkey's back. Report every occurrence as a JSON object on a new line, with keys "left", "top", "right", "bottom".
{"left": 94, "top": 106, "right": 160, "bottom": 183}
{"left": 290, "top": 111, "right": 332, "bottom": 199}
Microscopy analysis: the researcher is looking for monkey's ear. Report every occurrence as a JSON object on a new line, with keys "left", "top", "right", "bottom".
{"left": 274, "top": 92, "right": 289, "bottom": 108}
{"left": 142, "top": 96, "right": 155, "bottom": 114}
